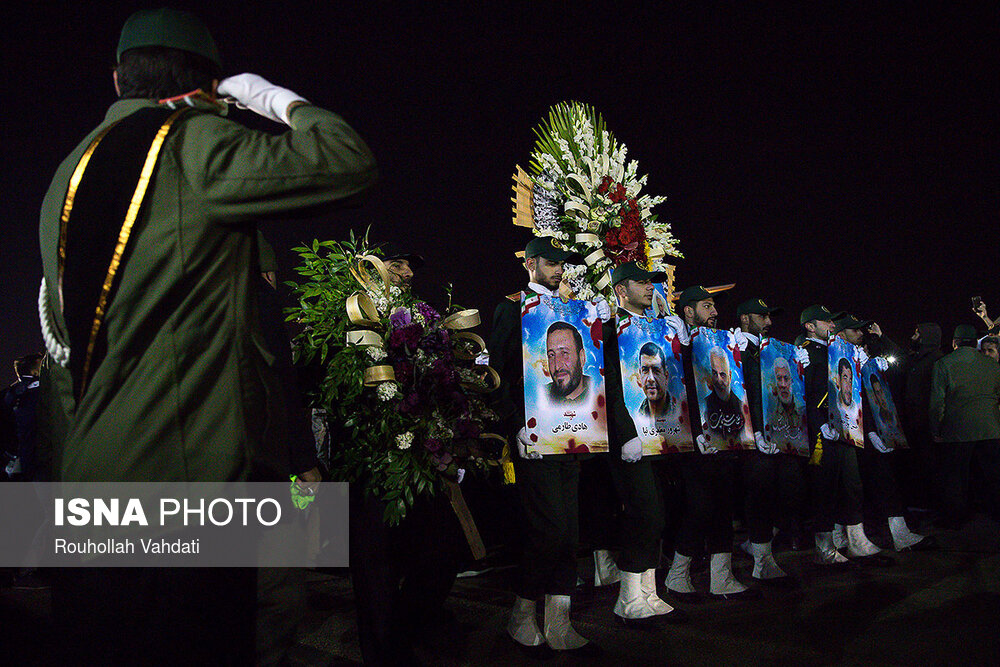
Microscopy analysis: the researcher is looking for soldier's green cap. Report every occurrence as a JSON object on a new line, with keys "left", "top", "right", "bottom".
{"left": 380, "top": 243, "right": 425, "bottom": 270}
{"left": 117, "top": 8, "right": 222, "bottom": 68}
{"left": 953, "top": 324, "right": 978, "bottom": 341}
{"left": 736, "top": 298, "right": 782, "bottom": 317}
{"left": 676, "top": 285, "right": 715, "bottom": 310}
{"left": 611, "top": 261, "right": 666, "bottom": 286}
{"left": 833, "top": 314, "right": 873, "bottom": 334}
{"left": 799, "top": 304, "right": 846, "bottom": 325}
{"left": 525, "top": 237, "right": 584, "bottom": 264}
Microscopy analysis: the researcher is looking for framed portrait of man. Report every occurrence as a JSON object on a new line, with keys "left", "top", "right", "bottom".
{"left": 862, "top": 361, "right": 908, "bottom": 450}
{"left": 759, "top": 338, "right": 810, "bottom": 456}
{"left": 616, "top": 314, "right": 693, "bottom": 454}
{"left": 521, "top": 293, "right": 608, "bottom": 455}
{"left": 690, "top": 327, "right": 754, "bottom": 450}
{"left": 827, "top": 337, "right": 864, "bottom": 448}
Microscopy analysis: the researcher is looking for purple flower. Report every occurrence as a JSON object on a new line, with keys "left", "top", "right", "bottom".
{"left": 389, "top": 307, "right": 412, "bottom": 328}
{"left": 416, "top": 302, "right": 440, "bottom": 323}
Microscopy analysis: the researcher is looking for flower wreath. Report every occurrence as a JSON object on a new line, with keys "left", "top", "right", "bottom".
{"left": 286, "top": 232, "right": 502, "bottom": 525}
{"left": 512, "top": 101, "right": 682, "bottom": 301}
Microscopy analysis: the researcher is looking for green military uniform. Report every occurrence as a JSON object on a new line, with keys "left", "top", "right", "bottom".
{"left": 930, "top": 341, "right": 1000, "bottom": 523}
{"left": 39, "top": 99, "right": 377, "bottom": 483}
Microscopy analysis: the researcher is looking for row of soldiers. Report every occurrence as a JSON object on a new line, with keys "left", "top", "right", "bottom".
{"left": 487, "top": 237, "right": 999, "bottom": 656}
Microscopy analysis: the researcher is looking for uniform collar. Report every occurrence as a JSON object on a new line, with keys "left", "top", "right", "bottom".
{"left": 807, "top": 336, "right": 828, "bottom": 347}
{"left": 527, "top": 282, "right": 559, "bottom": 297}
{"left": 622, "top": 306, "right": 647, "bottom": 318}
{"left": 744, "top": 332, "right": 760, "bottom": 346}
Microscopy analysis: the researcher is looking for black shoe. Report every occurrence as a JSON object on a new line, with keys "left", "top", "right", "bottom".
{"left": 853, "top": 552, "right": 895, "bottom": 567}
{"left": 659, "top": 606, "right": 690, "bottom": 624}
{"left": 668, "top": 588, "right": 703, "bottom": 604}
{"left": 508, "top": 636, "right": 555, "bottom": 660}
{"left": 558, "top": 642, "right": 604, "bottom": 658}
{"left": 899, "top": 535, "right": 939, "bottom": 552}
{"left": 754, "top": 575, "right": 798, "bottom": 589}
{"left": 710, "top": 587, "right": 762, "bottom": 601}
{"left": 615, "top": 614, "right": 659, "bottom": 629}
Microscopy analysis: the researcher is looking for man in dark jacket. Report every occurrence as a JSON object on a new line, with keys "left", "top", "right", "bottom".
{"left": 930, "top": 324, "right": 1000, "bottom": 526}
{"left": 900, "top": 323, "right": 945, "bottom": 510}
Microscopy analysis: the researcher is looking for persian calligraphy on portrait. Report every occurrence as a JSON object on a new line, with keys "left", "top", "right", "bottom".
{"left": 690, "top": 327, "right": 754, "bottom": 450}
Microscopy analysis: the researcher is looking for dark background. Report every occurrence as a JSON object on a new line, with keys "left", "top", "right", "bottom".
{"left": 3, "top": 2, "right": 997, "bottom": 378}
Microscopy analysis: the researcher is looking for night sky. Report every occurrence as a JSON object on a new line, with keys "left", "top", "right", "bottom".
{"left": 3, "top": 3, "right": 997, "bottom": 377}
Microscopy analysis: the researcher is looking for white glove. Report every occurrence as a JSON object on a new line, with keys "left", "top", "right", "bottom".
{"left": 663, "top": 315, "right": 689, "bottom": 345}
{"left": 875, "top": 356, "right": 889, "bottom": 372}
{"left": 795, "top": 346, "right": 810, "bottom": 368}
{"left": 515, "top": 427, "right": 541, "bottom": 460}
{"left": 217, "top": 73, "right": 307, "bottom": 125}
{"left": 868, "top": 432, "right": 890, "bottom": 453}
{"left": 731, "top": 327, "right": 749, "bottom": 351}
{"left": 820, "top": 423, "right": 839, "bottom": 441}
{"left": 856, "top": 347, "right": 870, "bottom": 367}
{"left": 621, "top": 436, "right": 643, "bottom": 462}
{"left": 695, "top": 434, "right": 719, "bottom": 455}
{"left": 594, "top": 296, "right": 613, "bottom": 322}
{"left": 754, "top": 431, "right": 778, "bottom": 455}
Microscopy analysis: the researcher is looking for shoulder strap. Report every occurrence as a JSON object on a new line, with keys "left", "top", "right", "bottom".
{"left": 59, "top": 107, "right": 189, "bottom": 398}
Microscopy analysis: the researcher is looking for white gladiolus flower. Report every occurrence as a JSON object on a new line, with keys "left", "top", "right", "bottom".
{"left": 367, "top": 346, "right": 388, "bottom": 361}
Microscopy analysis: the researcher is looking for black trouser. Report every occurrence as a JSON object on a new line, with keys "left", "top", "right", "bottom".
{"left": 859, "top": 445, "right": 904, "bottom": 520}
{"left": 743, "top": 451, "right": 808, "bottom": 544}
{"left": 349, "top": 485, "right": 465, "bottom": 667}
{"left": 675, "top": 453, "right": 738, "bottom": 557}
{"left": 941, "top": 439, "right": 1000, "bottom": 524}
{"left": 53, "top": 566, "right": 256, "bottom": 665}
{"left": 512, "top": 457, "right": 580, "bottom": 598}
{"left": 810, "top": 439, "right": 864, "bottom": 532}
{"left": 606, "top": 456, "right": 665, "bottom": 572}
{"left": 651, "top": 457, "right": 686, "bottom": 555}
{"left": 578, "top": 456, "right": 621, "bottom": 553}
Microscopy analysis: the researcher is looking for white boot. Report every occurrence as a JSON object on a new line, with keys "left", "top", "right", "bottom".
{"left": 593, "top": 549, "right": 621, "bottom": 587}
{"left": 543, "top": 594, "right": 589, "bottom": 650}
{"left": 507, "top": 596, "right": 544, "bottom": 647}
{"left": 747, "top": 541, "right": 787, "bottom": 580}
{"left": 888, "top": 516, "right": 925, "bottom": 551}
{"left": 814, "top": 532, "right": 849, "bottom": 564}
{"left": 640, "top": 568, "right": 673, "bottom": 614}
{"left": 845, "top": 523, "right": 881, "bottom": 557}
{"left": 614, "top": 571, "right": 655, "bottom": 620}
{"left": 709, "top": 552, "right": 749, "bottom": 596}
{"left": 665, "top": 552, "right": 696, "bottom": 594}
{"left": 832, "top": 523, "right": 848, "bottom": 550}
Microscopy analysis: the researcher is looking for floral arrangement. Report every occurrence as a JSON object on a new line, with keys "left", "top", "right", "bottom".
{"left": 513, "top": 101, "right": 682, "bottom": 299}
{"left": 286, "top": 232, "right": 500, "bottom": 525}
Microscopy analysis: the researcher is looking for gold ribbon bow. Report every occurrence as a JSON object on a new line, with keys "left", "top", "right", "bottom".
{"left": 345, "top": 253, "right": 395, "bottom": 387}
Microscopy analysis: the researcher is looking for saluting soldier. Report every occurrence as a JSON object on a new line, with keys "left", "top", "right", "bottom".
{"left": 36, "top": 9, "right": 377, "bottom": 663}
{"left": 489, "top": 237, "right": 601, "bottom": 655}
